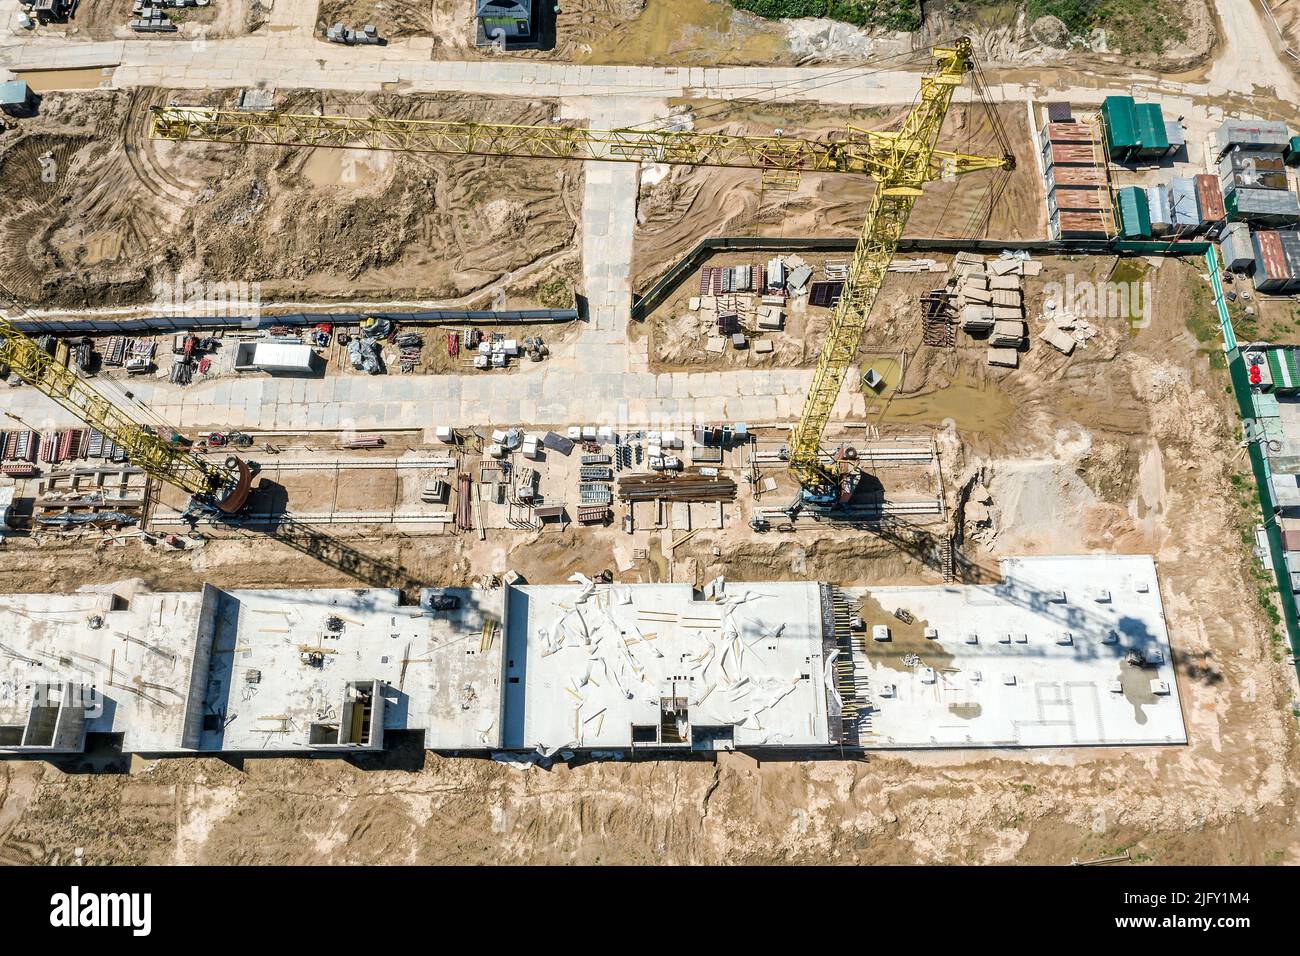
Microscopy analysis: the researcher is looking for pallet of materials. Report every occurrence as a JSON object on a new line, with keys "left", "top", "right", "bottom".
{"left": 617, "top": 473, "right": 737, "bottom": 502}
{"left": 7, "top": 430, "right": 35, "bottom": 462}
{"left": 577, "top": 506, "right": 610, "bottom": 525}
{"left": 341, "top": 434, "right": 385, "bottom": 449}
{"left": 102, "top": 337, "right": 127, "bottom": 367}
{"left": 990, "top": 320, "right": 1027, "bottom": 348}
{"left": 961, "top": 305, "right": 994, "bottom": 333}
{"left": 988, "top": 347, "right": 1019, "bottom": 368}
{"left": 579, "top": 483, "right": 613, "bottom": 504}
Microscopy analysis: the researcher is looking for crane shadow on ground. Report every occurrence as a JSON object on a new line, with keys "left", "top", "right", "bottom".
{"left": 226, "top": 478, "right": 429, "bottom": 603}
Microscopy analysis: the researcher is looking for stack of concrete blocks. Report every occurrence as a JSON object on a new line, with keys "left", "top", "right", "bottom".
{"left": 691, "top": 294, "right": 725, "bottom": 353}
{"left": 757, "top": 304, "right": 784, "bottom": 331}
{"left": 952, "top": 255, "right": 1032, "bottom": 368}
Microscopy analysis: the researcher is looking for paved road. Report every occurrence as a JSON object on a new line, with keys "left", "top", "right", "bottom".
{"left": 1210, "top": 0, "right": 1300, "bottom": 103}
{"left": 3, "top": 357, "right": 866, "bottom": 433}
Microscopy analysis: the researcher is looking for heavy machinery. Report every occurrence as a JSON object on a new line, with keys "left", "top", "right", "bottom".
{"left": 150, "top": 38, "right": 1013, "bottom": 507}
{"left": 0, "top": 313, "right": 253, "bottom": 516}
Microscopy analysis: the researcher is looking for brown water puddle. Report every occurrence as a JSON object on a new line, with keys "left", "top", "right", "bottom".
{"left": 16, "top": 67, "right": 114, "bottom": 92}
{"left": 876, "top": 370, "right": 1016, "bottom": 442}
{"left": 855, "top": 588, "right": 951, "bottom": 676}
{"left": 302, "top": 147, "right": 391, "bottom": 189}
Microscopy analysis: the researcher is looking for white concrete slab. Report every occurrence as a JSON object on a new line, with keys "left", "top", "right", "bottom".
{"left": 850, "top": 555, "right": 1186, "bottom": 749}
{"left": 201, "top": 586, "right": 506, "bottom": 752}
{"left": 503, "top": 580, "right": 831, "bottom": 752}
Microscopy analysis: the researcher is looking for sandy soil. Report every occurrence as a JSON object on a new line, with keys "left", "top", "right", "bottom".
{"left": 315, "top": 0, "right": 803, "bottom": 65}
{"left": 0, "top": 88, "right": 582, "bottom": 309}
{"left": 642, "top": 251, "right": 952, "bottom": 373}
{"left": 309, "top": 0, "right": 1216, "bottom": 71}
{"left": 633, "top": 101, "right": 1041, "bottom": 292}
{"left": 1262, "top": 0, "right": 1300, "bottom": 78}
{"left": 46, "top": 0, "right": 253, "bottom": 41}
{"left": 923, "top": 0, "right": 1216, "bottom": 74}
{"left": 2, "top": 254, "right": 1299, "bottom": 865}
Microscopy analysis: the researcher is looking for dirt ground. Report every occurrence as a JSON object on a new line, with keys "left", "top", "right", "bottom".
{"left": 924, "top": 0, "right": 1217, "bottom": 74}
{"left": 40, "top": 0, "right": 254, "bottom": 41}
{"left": 1262, "top": 1, "right": 1300, "bottom": 78}
{"left": 309, "top": 0, "right": 1215, "bottom": 72}
{"left": 632, "top": 101, "right": 1042, "bottom": 293}
{"left": 0, "top": 88, "right": 581, "bottom": 310}
{"left": 641, "top": 251, "right": 948, "bottom": 372}
{"left": 316, "top": 0, "right": 810, "bottom": 65}
{"left": 3, "top": 251, "right": 1300, "bottom": 864}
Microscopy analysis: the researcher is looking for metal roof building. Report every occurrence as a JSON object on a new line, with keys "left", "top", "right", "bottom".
{"left": 1101, "top": 95, "right": 1139, "bottom": 159}
{"left": 1133, "top": 103, "right": 1170, "bottom": 160}
{"left": 1254, "top": 229, "right": 1300, "bottom": 294}
{"left": 1168, "top": 177, "right": 1201, "bottom": 232}
{"left": 1226, "top": 186, "right": 1300, "bottom": 226}
{"left": 1195, "top": 173, "right": 1226, "bottom": 224}
{"left": 1214, "top": 118, "right": 1292, "bottom": 161}
{"left": 1117, "top": 186, "right": 1151, "bottom": 239}
{"left": 1221, "top": 221, "right": 1256, "bottom": 272}
{"left": 0, "top": 80, "right": 31, "bottom": 116}
{"left": 1220, "top": 147, "right": 1289, "bottom": 193}
{"left": 1147, "top": 184, "right": 1173, "bottom": 235}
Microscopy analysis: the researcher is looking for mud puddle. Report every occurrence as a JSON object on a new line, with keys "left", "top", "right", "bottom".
{"left": 16, "top": 68, "right": 114, "bottom": 92}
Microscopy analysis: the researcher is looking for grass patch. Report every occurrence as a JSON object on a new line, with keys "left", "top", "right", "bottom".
{"left": 534, "top": 276, "right": 574, "bottom": 310}
{"left": 728, "top": 0, "right": 922, "bottom": 31}
{"left": 1026, "top": 0, "right": 1187, "bottom": 55}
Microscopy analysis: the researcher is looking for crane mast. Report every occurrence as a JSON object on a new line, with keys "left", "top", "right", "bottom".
{"left": 150, "top": 38, "right": 1010, "bottom": 504}
{"left": 789, "top": 38, "right": 1009, "bottom": 501}
{"left": 0, "top": 316, "right": 252, "bottom": 513}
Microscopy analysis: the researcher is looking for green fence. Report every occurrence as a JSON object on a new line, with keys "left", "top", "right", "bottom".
{"left": 1207, "top": 245, "right": 1300, "bottom": 674}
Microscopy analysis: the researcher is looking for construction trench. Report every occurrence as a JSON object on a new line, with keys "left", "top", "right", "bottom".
{"left": 1, "top": 16, "right": 1300, "bottom": 865}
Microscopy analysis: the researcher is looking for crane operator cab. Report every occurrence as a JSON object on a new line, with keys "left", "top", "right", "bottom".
{"left": 182, "top": 454, "right": 256, "bottom": 522}
{"left": 791, "top": 447, "right": 862, "bottom": 511}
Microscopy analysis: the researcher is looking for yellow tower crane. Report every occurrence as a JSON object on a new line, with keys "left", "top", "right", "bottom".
{"left": 149, "top": 38, "right": 1013, "bottom": 505}
{"left": 0, "top": 315, "right": 253, "bottom": 515}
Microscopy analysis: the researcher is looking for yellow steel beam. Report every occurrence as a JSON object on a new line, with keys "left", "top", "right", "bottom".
{"left": 149, "top": 105, "right": 1008, "bottom": 184}
{"left": 151, "top": 106, "right": 874, "bottom": 175}
{"left": 0, "top": 318, "right": 224, "bottom": 496}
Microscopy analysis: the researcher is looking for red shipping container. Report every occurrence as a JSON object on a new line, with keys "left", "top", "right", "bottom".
{"left": 1046, "top": 143, "right": 1097, "bottom": 166}
{"left": 1194, "top": 174, "right": 1225, "bottom": 222}
{"left": 1046, "top": 121, "right": 1097, "bottom": 143}
{"left": 1053, "top": 187, "right": 1106, "bottom": 210}
{"left": 1256, "top": 230, "right": 1289, "bottom": 280}
{"left": 1050, "top": 166, "right": 1107, "bottom": 187}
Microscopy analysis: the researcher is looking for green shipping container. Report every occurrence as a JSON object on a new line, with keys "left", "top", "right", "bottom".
{"left": 1134, "top": 103, "right": 1169, "bottom": 158}
{"left": 1286, "top": 135, "right": 1300, "bottom": 166}
{"left": 1102, "top": 95, "right": 1139, "bottom": 159}
{"left": 1267, "top": 349, "right": 1300, "bottom": 393}
{"left": 1117, "top": 186, "right": 1151, "bottom": 238}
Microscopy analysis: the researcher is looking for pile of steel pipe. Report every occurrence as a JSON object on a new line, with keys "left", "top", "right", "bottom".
{"left": 617, "top": 473, "right": 737, "bottom": 502}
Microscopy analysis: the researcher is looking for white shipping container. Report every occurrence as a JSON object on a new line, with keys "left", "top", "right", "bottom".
{"left": 248, "top": 343, "right": 320, "bottom": 374}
